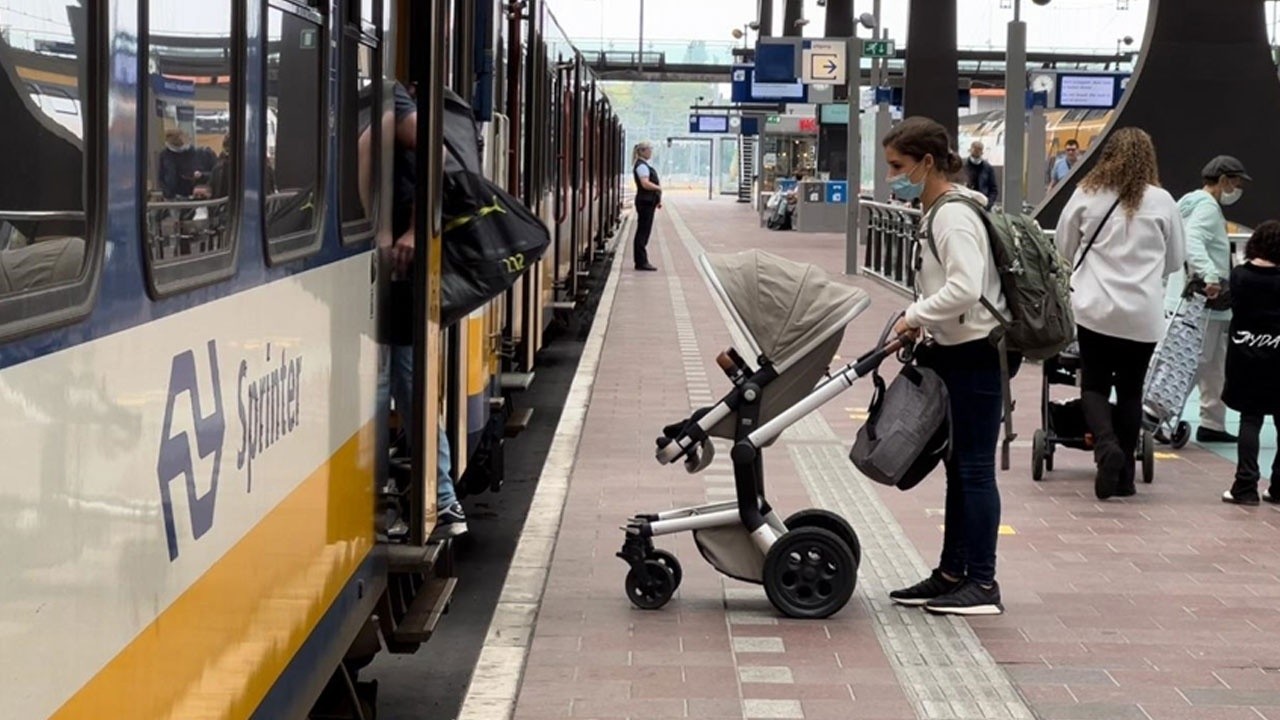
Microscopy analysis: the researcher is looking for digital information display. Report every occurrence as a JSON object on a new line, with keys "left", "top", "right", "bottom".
{"left": 1056, "top": 74, "right": 1125, "bottom": 109}
{"left": 689, "top": 115, "right": 729, "bottom": 133}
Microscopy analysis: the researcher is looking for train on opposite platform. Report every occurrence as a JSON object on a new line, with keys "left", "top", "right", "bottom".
{"left": 0, "top": 1, "right": 623, "bottom": 718}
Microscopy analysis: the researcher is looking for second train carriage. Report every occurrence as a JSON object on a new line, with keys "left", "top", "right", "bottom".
{"left": 0, "top": 0, "right": 623, "bottom": 718}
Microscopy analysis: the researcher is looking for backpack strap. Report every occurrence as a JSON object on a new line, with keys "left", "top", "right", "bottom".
{"left": 923, "top": 192, "right": 1013, "bottom": 329}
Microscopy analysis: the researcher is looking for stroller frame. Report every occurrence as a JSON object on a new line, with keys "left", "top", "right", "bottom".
{"left": 1031, "top": 344, "right": 1155, "bottom": 484}
{"left": 618, "top": 259, "right": 888, "bottom": 618}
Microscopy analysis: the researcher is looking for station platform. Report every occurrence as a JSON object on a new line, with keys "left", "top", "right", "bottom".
{"left": 459, "top": 196, "right": 1280, "bottom": 720}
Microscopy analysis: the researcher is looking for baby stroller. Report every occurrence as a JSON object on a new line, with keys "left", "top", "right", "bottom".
{"left": 1031, "top": 341, "right": 1156, "bottom": 484}
{"left": 1142, "top": 282, "right": 1213, "bottom": 449}
{"left": 618, "top": 250, "right": 902, "bottom": 619}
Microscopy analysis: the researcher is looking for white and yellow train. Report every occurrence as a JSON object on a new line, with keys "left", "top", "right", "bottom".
{"left": 0, "top": 1, "right": 623, "bottom": 718}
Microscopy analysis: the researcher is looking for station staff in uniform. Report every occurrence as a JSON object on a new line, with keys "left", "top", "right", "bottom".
{"left": 632, "top": 141, "right": 661, "bottom": 272}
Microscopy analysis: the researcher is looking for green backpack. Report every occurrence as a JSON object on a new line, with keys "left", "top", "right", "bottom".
{"left": 923, "top": 194, "right": 1075, "bottom": 361}
{"left": 922, "top": 193, "right": 1075, "bottom": 470}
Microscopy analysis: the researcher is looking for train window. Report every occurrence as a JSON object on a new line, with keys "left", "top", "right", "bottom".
{"left": 143, "top": 0, "right": 241, "bottom": 296}
{"left": 0, "top": 1, "right": 100, "bottom": 340}
{"left": 264, "top": 0, "right": 325, "bottom": 262}
{"left": 338, "top": 1, "right": 380, "bottom": 244}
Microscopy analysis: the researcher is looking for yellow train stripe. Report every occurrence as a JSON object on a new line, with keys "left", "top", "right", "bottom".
{"left": 15, "top": 66, "right": 76, "bottom": 87}
{"left": 467, "top": 314, "right": 485, "bottom": 397}
{"left": 51, "top": 422, "right": 376, "bottom": 720}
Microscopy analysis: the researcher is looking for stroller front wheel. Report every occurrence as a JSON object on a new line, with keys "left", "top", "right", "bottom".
{"left": 763, "top": 527, "right": 857, "bottom": 619}
{"left": 625, "top": 560, "right": 677, "bottom": 610}
{"left": 647, "top": 549, "right": 683, "bottom": 590}
{"left": 1032, "top": 430, "right": 1047, "bottom": 481}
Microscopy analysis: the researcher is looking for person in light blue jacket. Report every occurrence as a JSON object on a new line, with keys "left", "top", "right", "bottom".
{"left": 1175, "top": 155, "right": 1251, "bottom": 444}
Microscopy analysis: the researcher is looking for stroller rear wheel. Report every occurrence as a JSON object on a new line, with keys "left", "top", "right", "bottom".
{"left": 1032, "top": 430, "right": 1047, "bottom": 481}
{"left": 625, "top": 560, "right": 677, "bottom": 610}
{"left": 763, "top": 527, "right": 857, "bottom": 619}
{"left": 647, "top": 549, "right": 683, "bottom": 590}
{"left": 1141, "top": 430, "right": 1155, "bottom": 484}
{"left": 783, "top": 509, "right": 862, "bottom": 568}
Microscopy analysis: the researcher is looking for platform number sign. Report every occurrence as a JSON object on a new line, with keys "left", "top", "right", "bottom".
{"left": 861, "top": 40, "right": 895, "bottom": 59}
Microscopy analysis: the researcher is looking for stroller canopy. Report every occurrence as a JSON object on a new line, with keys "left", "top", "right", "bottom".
{"left": 703, "top": 250, "right": 870, "bottom": 369}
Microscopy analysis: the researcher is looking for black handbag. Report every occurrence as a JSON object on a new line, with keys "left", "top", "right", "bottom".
{"left": 439, "top": 91, "right": 550, "bottom": 327}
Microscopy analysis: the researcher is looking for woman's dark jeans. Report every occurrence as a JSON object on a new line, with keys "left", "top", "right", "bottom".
{"left": 634, "top": 202, "right": 656, "bottom": 267}
{"left": 921, "top": 339, "right": 1006, "bottom": 586}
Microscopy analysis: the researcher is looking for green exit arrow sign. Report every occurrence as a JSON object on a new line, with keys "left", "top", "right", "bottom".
{"left": 862, "top": 40, "right": 895, "bottom": 58}
{"left": 766, "top": 114, "right": 780, "bottom": 124}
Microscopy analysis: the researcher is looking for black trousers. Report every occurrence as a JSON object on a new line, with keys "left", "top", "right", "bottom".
{"left": 634, "top": 202, "right": 656, "bottom": 267}
{"left": 1232, "top": 414, "right": 1280, "bottom": 496}
{"left": 1077, "top": 326, "right": 1156, "bottom": 478}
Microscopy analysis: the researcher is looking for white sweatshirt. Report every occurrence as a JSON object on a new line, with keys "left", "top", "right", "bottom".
{"left": 1054, "top": 186, "right": 1185, "bottom": 344}
{"left": 905, "top": 187, "right": 1006, "bottom": 346}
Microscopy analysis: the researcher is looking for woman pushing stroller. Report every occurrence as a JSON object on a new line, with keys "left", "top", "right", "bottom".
{"left": 1054, "top": 128, "right": 1185, "bottom": 500}
{"left": 884, "top": 117, "right": 1012, "bottom": 616}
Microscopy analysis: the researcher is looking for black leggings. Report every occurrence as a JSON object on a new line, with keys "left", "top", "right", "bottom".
{"left": 1077, "top": 325, "right": 1156, "bottom": 463}
{"left": 1232, "top": 414, "right": 1280, "bottom": 495}
{"left": 634, "top": 203, "right": 656, "bottom": 267}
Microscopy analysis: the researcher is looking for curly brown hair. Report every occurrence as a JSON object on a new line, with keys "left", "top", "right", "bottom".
{"left": 1078, "top": 127, "right": 1161, "bottom": 214}
{"left": 1245, "top": 220, "right": 1280, "bottom": 264}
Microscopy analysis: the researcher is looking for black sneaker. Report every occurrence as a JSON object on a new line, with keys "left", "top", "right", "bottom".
{"left": 1094, "top": 443, "right": 1124, "bottom": 500}
{"left": 1222, "top": 489, "right": 1261, "bottom": 506}
{"left": 889, "top": 569, "right": 963, "bottom": 607}
{"left": 925, "top": 580, "right": 1004, "bottom": 616}
{"left": 432, "top": 502, "right": 469, "bottom": 539}
{"left": 1264, "top": 488, "right": 1280, "bottom": 505}
{"left": 1197, "top": 427, "right": 1238, "bottom": 443}
{"left": 636, "top": 264, "right": 658, "bottom": 272}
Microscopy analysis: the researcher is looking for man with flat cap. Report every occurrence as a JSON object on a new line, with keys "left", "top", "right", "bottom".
{"left": 1174, "top": 155, "right": 1251, "bottom": 444}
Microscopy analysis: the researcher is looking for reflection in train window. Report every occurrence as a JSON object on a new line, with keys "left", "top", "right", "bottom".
{"left": 0, "top": 1, "right": 91, "bottom": 311}
{"left": 144, "top": 0, "right": 237, "bottom": 287}
{"left": 265, "top": 1, "right": 324, "bottom": 261}
{"left": 338, "top": 13, "right": 378, "bottom": 243}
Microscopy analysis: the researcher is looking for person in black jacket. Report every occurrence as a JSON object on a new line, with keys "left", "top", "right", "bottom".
{"left": 963, "top": 141, "right": 999, "bottom": 210}
{"left": 1220, "top": 220, "right": 1280, "bottom": 505}
{"left": 632, "top": 141, "right": 661, "bottom": 271}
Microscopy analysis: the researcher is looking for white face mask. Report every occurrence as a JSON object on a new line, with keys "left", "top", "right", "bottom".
{"left": 1221, "top": 186, "right": 1243, "bottom": 206}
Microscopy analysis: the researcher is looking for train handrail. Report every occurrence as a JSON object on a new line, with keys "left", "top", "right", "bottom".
{"left": 556, "top": 91, "right": 571, "bottom": 224}
{"left": 0, "top": 210, "right": 85, "bottom": 220}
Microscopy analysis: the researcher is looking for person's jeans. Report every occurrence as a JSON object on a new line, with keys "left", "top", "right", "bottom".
{"left": 924, "top": 340, "right": 1005, "bottom": 586}
{"left": 1077, "top": 326, "right": 1156, "bottom": 477}
{"left": 1232, "top": 413, "right": 1280, "bottom": 496}
{"left": 383, "top": 344, "right": 458, "bottom": 509}
{"left": 634, "top": 202, "right": 656, "bottom": 267}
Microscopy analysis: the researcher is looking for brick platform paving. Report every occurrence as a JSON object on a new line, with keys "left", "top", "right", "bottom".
{"left": 505, "top": 196, "right": 1280, "bottom": 720}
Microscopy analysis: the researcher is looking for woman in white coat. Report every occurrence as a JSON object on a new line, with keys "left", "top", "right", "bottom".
{"left": 1054, "top": 128, "right": 1185, "bottom": 500}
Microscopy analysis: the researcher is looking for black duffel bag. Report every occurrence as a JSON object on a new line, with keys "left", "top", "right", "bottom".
{"left": 439, "top": 90, "right": 550, "bottom": 327}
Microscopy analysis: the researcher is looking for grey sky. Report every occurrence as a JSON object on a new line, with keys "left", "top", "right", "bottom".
{"left": 550, "top": 0, "right": 1279, "bottom": 54}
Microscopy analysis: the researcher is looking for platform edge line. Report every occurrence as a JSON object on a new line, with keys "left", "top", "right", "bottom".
{"left": 456, "top": 213, "right": 633, "bottom": 720}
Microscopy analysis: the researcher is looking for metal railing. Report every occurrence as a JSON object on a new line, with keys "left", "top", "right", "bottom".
{"left": 860, "top": 200, "right": 920, "bottom": 297}
{"left": 858, "top": 201, "right": 1253, "bottom": 299}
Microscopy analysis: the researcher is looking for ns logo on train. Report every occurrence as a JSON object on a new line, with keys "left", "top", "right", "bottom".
{"left": 156, "top": 340, "right": 304, "bottom": 561}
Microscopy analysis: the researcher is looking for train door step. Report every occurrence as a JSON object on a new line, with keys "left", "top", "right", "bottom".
{"left": 505, "top": 408, "right": 534, "bottom": 438}
{"left": 550, "top": 300, "right": 576, "bottom": 312}
{"left": 385, "top": 540, "right": 445, "bottom": 574}
{"left": 390, "top": 574, "right": 458, "bottom": 645}
{"left": 576, "top": 269, "right": 591, "bottom": 278}
{"left": 489, "top": 396, "right": 506, "bottom": 412}
{"left": 500, "top": 371, "right": 536, "bottom": 392}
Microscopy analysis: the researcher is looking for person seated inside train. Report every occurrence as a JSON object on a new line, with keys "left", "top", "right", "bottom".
{"left": 158, "top": 129, "right": 217, "bottom": 200}
{"left": 0, "top": 234, "right": 86, "bottom": 295}
{"left": 376, "top": 79, "right": 468, "bottom": 540}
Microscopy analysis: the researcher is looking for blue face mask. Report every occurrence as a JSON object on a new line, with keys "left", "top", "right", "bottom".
{"left": 889, "top": 163, "right": 925, "bottom": 201}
